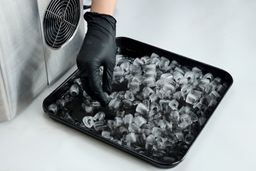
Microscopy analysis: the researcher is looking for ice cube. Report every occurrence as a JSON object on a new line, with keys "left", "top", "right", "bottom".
{"left": 203, "top": 73, "right": 214, "bottom": 82}
{"left": 94, "top": 121, "right": 105, "bottom": 131}
{"left": 63, "top": 112, "right": 74, "bottom": 123}
{"left": 134, "top": 116, "right": 147, "bottom": 128}
{"left": 170, "top": 60, "right": 179, "bottom": 69}
{"left": 169, "top": 110, "right": 179, "bottom": 121}
{"left": 155, "top": 79, "right": 165, "bottom": 88}
{"left": 192, "top": 67, "right": 201, "bottom": 73}
{"left": 109, "top": 91, "right": 118, "bottom": 99}
{"left": 216, "top": 84, "right": 226, "bottom": 94}
{"left": 62, "top": 111, "right": 74, "bottom": 123}
{"left": 173, "top": 91, "right": 182, "bottom": 100}
{"left": 174, "top": 67, "right": 185, "bottom": 74}
{"left": 129, "top": 64, "right": 142, "bottom": 75}
{"left": 189, "top": 112, "right": 199, "bottom": 123}
{"left": 156, "top": 137, "right": 168, "bottom": 149}
{"left": 119, "top": 126, "right": 128, "bottom": 135}
{"left": 115, "top": 54, "right": 123, "bottom": 64}
{"left": 114, "top": 117, "right": 123, "bottom": 127}
{"left": 142, "top": 99, "right": 150, "bottom": 109}
{"left": 126, "top": 132, "right": 137, "bottom": 144}
{"left": 91, "top": 101, "right": 101, "bottom": 110}
{"left": 146, "top": 134, "right": 155, "bottom": 145}
{"left": 169, "top": 99, "right": 179, "bottom": 110}
{"left": 155, "top": 89, "right": 166, "bottom": 99}
{"left": 199, "top": 116, "right": 207, "bottom": 126}
{"left": 159, "top": 57, "right": 170, "bottom": 70}
{"left": 213, "top": 77, "right": 222, "bottom": 84}
{"left": 151, "top": 56, "right": 160, "bottom": 66}
{"left": 186, "top": 90, "right": 203, "bottom": 105}
{"left": 148, "top": 103, "right": 160, "bottom": 118}
{"left": 122, "top": 99, "right": 133, "bottom": 109}
{"left": 144, "top": 71, "right": 157, "bottom": 78}
{"left": 150, "top": 53, "right": 160, "bottom": 58}
{"left": 63, "top": 91, "right": 73, "bottom": 103}
{"left": 209, "top": 99, "right": 218, "bottom": 107}
{"left": 159, "top": 100, "right": 172, "bottom": 111}
{"left": 175, "top": 131, "right": 184, "bottom": 141}
{"left": 82, "top": 91, "right": 88, "bottom": 98}
{"left": 184, "top": 71, "right": 195, "bottom": 83}
{"left": 142, "top": 87, "right": 154, "bottom": 98}
{"left": 143, "top": 77, "right": 156, "bottom": 87}
{"left": 179, "top": 106, "right": 191, "bottom": 115}
{"left": 124, "top": 91, "right": 135, "bottom": 101}
{"left": 93, "top": 112, "right": 105, "bottom": 121}
{"left": 152, "top": 127, "right": 161, "bottom": 138}
{"left": 120, "top": 61, "right": 130, "bottom": 73}
{"left": 178, "top": 114, "right": 192, "bottom": 129}
{"left": 162, "top": 83, "right": 176, "bottom": 93}
{"left": 107, "top": 120, "right": 115, "bottom": 130}
{"left": 113, "top": 66, "right": 124, "bottom": 83}
{"left": 141, "top": 56, "right": 151, "bottom": 64}
{"left": 82, "top": 104, "right": 93, "bottom": 114}
{"left": 108, "top": 98, "right": 121, "bottom": 110}
{"left": 142, "top": 130, "right": 151, "bottom": 139}
{"left": 48, "top": 104, "right": 58, "bottom": 115}
{"left": 133, "top": 58, "right": 144, "bottom": 66}
{"left": 210, "top": 90, "right": 221, "bottom": 99}
{"left": 82, "top": 116, "right": 94, "bottom": 128}
{"left": 173, "top": 71, "right": 184, "bottom": 83}
{"left": 128, "top": 122, "right": 141, "bottom": 133}
{"left": 56, "top": 99, "right": 66, "bottom": 108}
{"left": 69, "top": 84, "right": 80, "bottom": 96}
{"left": 73, "top": 78, "right": 82, "bottom": 87}
{"left": 164, "top": 75, "right": 176, "bottom": 85}
{"left": 200, "top": 78, "right": 211, "bottom": 84}
{"left": 198, "top": 82, "right": 211, "bottom": 93}
{"left": 124, "top": 73, "right": 132, "bottom": 82}
{"left": 181, "top": 84, "right": 193, "bottom": 97}
{"left": 145, "top": 63, "right": 156, "bottom": 70}
{"left": 102, "top": 131, "right": 111, "bottom": 139}
{"left": 192, "top": 67, "right": 203, "bottom": 79}
{"left": 193, "top": 101, "right": 203, "bottom": 109}
{"left": 149, "top": 93, "right": 158, "bottom": 102}
{"left": 184, "top": 133, "right": 195, "bottom": 144}
{"left": 128, "top": 77, "right": 141, "bottom": 93}
{"left": 166, "top": 121, "right": 173, "bottom": 130}
{"left": 116, "top": 110, "right": 125, "bottom": 117}
{"left": 136, "top": 103, "right": 149, "bottom": 115}
{"left": 160, "top": 73, "right": 173, "bottom": 80}
{"left": 150, "top": 103, "right": 160, "bottom": 113}
{"left": 158, "top": 119, "right": 166, "bottom": 129}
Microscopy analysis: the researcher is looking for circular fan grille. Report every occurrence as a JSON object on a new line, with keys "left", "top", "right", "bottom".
{"left": 43, "top": 0, "right": 80, "bottom": 49}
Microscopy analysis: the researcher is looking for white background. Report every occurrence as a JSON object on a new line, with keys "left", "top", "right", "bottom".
{"left": 0, "top": 0, "right": 256, "bottom": 170}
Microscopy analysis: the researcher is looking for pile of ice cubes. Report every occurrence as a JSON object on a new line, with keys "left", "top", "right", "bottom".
{"left": 48, "top": 53, "right": 227, "bottom": 163}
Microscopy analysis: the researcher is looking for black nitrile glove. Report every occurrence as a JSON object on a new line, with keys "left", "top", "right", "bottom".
{"left": 76, "top": 12, "right": 117, "bottom": 106}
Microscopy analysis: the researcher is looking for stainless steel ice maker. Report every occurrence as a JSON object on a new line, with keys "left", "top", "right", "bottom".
{"left": 0, "top": 0, "right": 85, "bottom": 121}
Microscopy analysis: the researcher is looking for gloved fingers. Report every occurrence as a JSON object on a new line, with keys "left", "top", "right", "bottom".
{"left": 81, "top": 63, "right": 110, "bottom": 107}
{"left": 102, "top": 59, "right": 115, "bottom": 94}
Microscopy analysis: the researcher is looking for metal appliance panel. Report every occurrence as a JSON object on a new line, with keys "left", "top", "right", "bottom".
{"left": 0, "top": 58, "right": 10, "bottom": 121}
{"left": 0, "top": 0, "right": 48, "bottom": 121}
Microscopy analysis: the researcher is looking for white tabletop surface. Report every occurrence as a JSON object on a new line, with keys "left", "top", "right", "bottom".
{"left": 1, "top": 0, "right": 256, "bottom": 170}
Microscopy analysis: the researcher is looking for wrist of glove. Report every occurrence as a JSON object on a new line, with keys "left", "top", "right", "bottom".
{"left": 76, "top": 12, "right": 117, "bottom": 106}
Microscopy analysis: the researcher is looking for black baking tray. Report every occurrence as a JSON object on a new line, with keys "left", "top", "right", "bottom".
{"left": 43, "top": 37, "right": 233, "bottom": 168}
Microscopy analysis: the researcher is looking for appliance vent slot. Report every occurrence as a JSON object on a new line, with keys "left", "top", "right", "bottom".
{"left": 43, "top": 0, "right": 80, "bottom": 49}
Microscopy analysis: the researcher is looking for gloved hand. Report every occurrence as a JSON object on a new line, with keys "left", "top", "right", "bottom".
{"left": 76, "top": 12, "right": 117, "bottom": 106}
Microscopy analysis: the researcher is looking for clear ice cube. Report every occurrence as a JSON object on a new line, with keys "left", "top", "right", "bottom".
{"left": 135, "top": 103, "right": 149, "bottom": 115}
